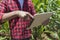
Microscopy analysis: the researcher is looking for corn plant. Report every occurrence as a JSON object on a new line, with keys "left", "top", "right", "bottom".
{"left": 31, "top": 0, "right": 60, "bottom": 40}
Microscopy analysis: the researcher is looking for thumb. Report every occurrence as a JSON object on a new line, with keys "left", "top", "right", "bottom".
{"left": 27, "top": 13, "right": 34, "bottom": 19}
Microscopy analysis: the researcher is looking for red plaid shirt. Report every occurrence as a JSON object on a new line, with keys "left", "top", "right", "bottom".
{"left": 0, "top": 0, "right": 36, "bottom": 40}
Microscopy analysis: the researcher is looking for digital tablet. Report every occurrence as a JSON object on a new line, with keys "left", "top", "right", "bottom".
{"left": 28, "top": 12, "right": 53, "bottom": 29}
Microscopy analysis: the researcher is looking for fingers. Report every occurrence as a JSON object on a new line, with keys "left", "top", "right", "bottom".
{"left": 17, "top": 11, "right": 34, "bottom": 19}
{"left": 27, "top": 12, "right": 34, "bottom": 19}
{"left": 23, "top": 13, "right": 34, "bottom": 20}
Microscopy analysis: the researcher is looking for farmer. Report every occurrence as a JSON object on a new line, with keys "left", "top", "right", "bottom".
{"left": 0, "top": 0, "right": 36, "bottom": 40}
{"left": 0, "top": 0, "right": 48, "bottom": 40}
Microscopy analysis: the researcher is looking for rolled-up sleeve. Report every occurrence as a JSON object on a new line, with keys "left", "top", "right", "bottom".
{"left": 0, "top": 1, "right": 7, "bottom": 21}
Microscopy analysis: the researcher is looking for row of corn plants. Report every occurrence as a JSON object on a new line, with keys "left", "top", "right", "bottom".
{"left": 31, "top": 0, "right": 60, "bottom": 40}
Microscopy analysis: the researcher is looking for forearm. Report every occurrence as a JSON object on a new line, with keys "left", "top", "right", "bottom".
{"left": 2, "top": 11, "right": 17, "bottom": 22}
{"left": 1, "top": 11, "right": 34, "bottom": 23}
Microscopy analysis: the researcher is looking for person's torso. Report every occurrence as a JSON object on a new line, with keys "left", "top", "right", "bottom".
{"left": 7, "top": 0, "right": 32, "bottom": 29}
{"left": 5, "top": 0, "right": 32, "bottom": 39}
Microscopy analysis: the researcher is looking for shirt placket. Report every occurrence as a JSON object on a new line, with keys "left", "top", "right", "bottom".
{"left": 18, "top": 0, "right": 25, "bottom": 32}
{"left": 18, "top": 0, "right": 24, "bottom": 27}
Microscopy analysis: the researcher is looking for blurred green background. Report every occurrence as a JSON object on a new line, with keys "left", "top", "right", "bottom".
{"left": 0, "top": 0, "right": 60, "bottom": 40}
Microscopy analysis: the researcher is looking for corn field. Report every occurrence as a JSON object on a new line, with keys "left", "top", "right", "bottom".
{"left": 0, "top": 0, "right": 60, "bottom": 40}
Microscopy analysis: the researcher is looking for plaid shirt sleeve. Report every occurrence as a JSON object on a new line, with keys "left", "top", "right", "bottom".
{"left": 0, "top": 0, "right": 7, "bottom": 21}
{"left": 28, "top": 0, "right": 36, "bottom": 15}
